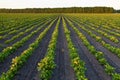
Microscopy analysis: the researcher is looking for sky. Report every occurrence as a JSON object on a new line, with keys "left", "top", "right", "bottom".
{"left": 0, "top": 0, "right": 120, "bottom": 9}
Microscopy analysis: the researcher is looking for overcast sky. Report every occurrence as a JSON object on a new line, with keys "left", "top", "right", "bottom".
{"left": 0, "top": 0, "right": 120, "bottom": 9}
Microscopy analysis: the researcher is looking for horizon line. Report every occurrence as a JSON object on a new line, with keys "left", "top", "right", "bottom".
{"left": 0, "top": 6, "right": 119, "bottom": 10}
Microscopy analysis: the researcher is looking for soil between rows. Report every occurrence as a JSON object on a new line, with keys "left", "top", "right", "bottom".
{"left": 0, "top": 19, "right": 50, "bottom": 52}
{"left": 5, "top": 21, "right": 39, "bottom": 41}
{"left": 81, "top": 22, "right": 120, "bottom": 48}
{"left": 7, "top": 20, "right": 50, "bottom": 46}
{"left": 0, "top": 16, "right": 120, "bottom": 80}
{"left": 0, "top": 19, "right": 54, "bottom": 76}
{"left": 65, "top": 19, "right": 111, "bottom": 80}
{"left": 13, "top": 18, "right": 58, "bottom": 80}
{"left": 71, "top": 19, "right": 120, "bottom": 74}
{"left": 100, "top": 28, "right": 120, "bottom": 41}
{"left": 51, "top": 18, "right": 76, "bottom": 80}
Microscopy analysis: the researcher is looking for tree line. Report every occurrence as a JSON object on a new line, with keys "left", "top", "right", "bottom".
{"left": 0, "top": 7, "right": 115, "bottom": 13}
{"left": 115, "top": 10, "right": 120, "bottom": 13}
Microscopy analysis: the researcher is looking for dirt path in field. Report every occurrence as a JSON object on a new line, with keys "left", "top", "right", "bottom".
{"left": 8, "top": 20, "right": 49, "bottom": 46}
{"left": 5, "top": 22, "right": 37, "bottom": 40}
{"left": 65, "top": 19, "right": 111, "bottom": 80}
{"left": 71, "top": 19, "right": 120, "bottom": 48}
{"left": 0, "top": 20, "right": 49, "bottom": 52}
{"left": 0, "top": 40, "right": 6, "bottom": 52}
{"left": 74, "top": 21, "right": 120, "bottom": 48}
{"left": 72, "top": 21, "right": 120, "bottom": 74}
{"left": 0, "top": 20, "right": 54, "bottom": 76}
{"left": 13, "top": 19, "right": 58, "bottom": 80}
{"left": 0, "top": 19, "right": 40, "bottom": 42}
{"left": 51, "top": 18, "right": 76, "bottom": 80}
{"left": 111, "top": 29, "right": 120, "bottom": 34}
{"left": 100, "top": 28, "right": 120, "bottom": 41}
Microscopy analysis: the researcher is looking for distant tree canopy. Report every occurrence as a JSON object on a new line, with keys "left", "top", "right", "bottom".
{"left": 0, "top": 7, "right": 115, "bottom": 13}
{"left": 115, "top": 10, "right": 120, "bottom": 13}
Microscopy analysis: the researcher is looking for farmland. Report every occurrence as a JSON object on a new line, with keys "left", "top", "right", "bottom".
{"left": 0, "top": 13, "right": 120, "bottom": 80}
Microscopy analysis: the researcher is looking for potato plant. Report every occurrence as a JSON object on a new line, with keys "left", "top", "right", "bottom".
{"left": 66, "top": 17, "right": 120, "bottom": 79}
{"left": 0, "top": 18, "right": 57, "bottom": 80}
{"left": 37, "top": 18, "right": 60, "bottom": 80}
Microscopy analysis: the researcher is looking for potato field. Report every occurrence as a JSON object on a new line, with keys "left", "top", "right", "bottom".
{"left": 0, "top": 14, "right": 120, "bottom": 80}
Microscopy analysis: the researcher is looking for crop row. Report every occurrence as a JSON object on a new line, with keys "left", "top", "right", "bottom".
{"left": 65, "top": 17, "right": 120, "bottom": 80}
{"left": 0, "top": 16, "right": 54, "bottom": 40}
{"left": 100, "top": 27, "right": 120, "bottom": 37}
{"left": 0, "top": 18, "right": 54, "bottom": 62}
{"left": 86, "top": 23, "right": 119, "bottom": 43}
{"left": 0, "top": 17, "right": 57, "bottom": 80}
{"left": 71, "top": 16, "right": 119, "bottom": 43}
{"left": 37, "top": 17, "right": 60, "bottom": 80}
{"left": 68, "top": 17, "right": 120, "bottom": 58}
{"left": 0, "top": 16, "right": 39, "bottom": 34}
{"left": 0, "top": 14, "right": 57, "bottom": 35}
{"left": 4, "top": 18, "right": 50, "bottom": 44}
{"left": 62, "top": 17, "right": 88, "bottom": 80}
{"left": 86, "top": 23, "right": 120, "bottom": 38}
{"left": 0, "top": 19, "right": 41, "bottom": 40}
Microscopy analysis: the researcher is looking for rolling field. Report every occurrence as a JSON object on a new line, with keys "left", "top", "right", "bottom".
{"left": 0, "top": 13, "right": 120, "bottom": 80}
